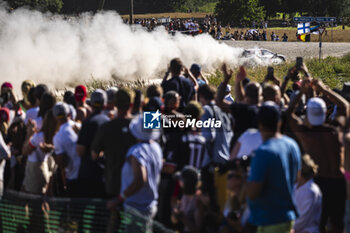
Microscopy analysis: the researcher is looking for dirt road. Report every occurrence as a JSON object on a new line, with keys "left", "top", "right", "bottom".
{"left": 223, "top": 41, "right": 350, "bottom": 60}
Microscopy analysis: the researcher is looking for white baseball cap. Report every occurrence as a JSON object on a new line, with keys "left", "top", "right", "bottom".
{"left": 306, "top": 97, "right": 327, "bottom": 126}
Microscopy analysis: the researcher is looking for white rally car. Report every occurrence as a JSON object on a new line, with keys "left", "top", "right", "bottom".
{"left": 241, "top": 48, "right": 286, "bottom": 65}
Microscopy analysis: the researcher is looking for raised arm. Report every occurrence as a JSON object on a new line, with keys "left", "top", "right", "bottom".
{"left": 286, "top": 79, "right": 310, "bottom": 134}
{"left": 216, "top": 63, "right": 233, "bottom": 113}
{"left": 234, "top": 66, "right": 247, "bottom": 102}
{"left": 200, "top": 72, "right": 209, "bottom": 84}
{"left": 312, "top": 79, "right": 349, "bottom": 118}
{"left": 184, "top": 67, "right": 199, "bottom": 91}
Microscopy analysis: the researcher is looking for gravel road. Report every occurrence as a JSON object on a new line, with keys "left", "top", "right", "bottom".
{"left": 223, "top": 41, "right": 350, "bottom": 61}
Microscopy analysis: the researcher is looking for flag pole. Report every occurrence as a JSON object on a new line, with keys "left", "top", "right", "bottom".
{"left": 129, "top": 0, "right": 133, "bottom": 25}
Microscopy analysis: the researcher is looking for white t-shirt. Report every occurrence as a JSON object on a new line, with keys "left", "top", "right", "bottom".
{"left": 294, "top": 179, "right": 322, "bottom": 233}
{"left": 28, "top": 132, "right": 47, "bottom": 163}
{"left": 25, "top": 107, "right": 39, "bottom": 125}
{"left": 53, "top": 120, "right": 81, "bottom": 180}
{"left": 236, "top": 128, "right": 262, "bottom": 159}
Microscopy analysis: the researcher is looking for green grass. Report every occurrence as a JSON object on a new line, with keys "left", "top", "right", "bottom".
{"left": 207, "top": 53, "right": 350, "bottom": 90}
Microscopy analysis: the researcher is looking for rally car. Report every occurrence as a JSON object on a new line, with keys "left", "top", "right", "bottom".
{"left": 241, "top": 48, "right": 286, "bottom": 65}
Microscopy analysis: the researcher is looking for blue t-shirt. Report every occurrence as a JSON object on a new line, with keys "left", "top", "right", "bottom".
{"left": 121, "top": 141, "right": 163, "bottom": 214}
{"left": 248, "top": 136, "right": 301, "bottom": 226}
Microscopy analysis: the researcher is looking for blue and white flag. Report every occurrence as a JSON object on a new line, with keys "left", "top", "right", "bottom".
{"left": 297, "top": 22, "right": 310, "bottom": 34}
{"left": 310, "top": 25, "right": 320, "bottom": 34}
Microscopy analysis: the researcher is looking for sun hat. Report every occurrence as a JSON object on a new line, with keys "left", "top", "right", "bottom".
{"left": 306, "top": 97, "right": 327, "bottom": 126}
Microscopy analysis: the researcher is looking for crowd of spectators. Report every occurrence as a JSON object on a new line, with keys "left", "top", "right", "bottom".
{"left": 130, "top": 16, "right": 288, "bottom": 41}
{"left": 0, "top": 57, "right": 350, "bottom": 233}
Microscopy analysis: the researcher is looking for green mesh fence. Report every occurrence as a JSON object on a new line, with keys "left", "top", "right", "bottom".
{"left": 0, "top": 190, "right": 174, "bottom": 233}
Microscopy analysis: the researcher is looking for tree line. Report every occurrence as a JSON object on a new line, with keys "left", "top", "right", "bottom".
{"left": 4, "top": 0, "right": 350, "bottom": 25}
{"left": 215, "top": 0, "right": 350, "bottom": 25}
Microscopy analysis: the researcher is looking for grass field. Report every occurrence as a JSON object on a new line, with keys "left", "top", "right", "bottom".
{"left": 208, "top": 53, "right": 350, "bottom": 90}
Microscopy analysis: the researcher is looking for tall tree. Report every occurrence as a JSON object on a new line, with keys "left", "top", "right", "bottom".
{"left": 215, "top": 0, "right": 265, "bottom": 25}
{"left": 259, "top": 0, "right": 282, "bottom": 17}
{"left": 6, "top": 0, "right": 63, "bottom": 12}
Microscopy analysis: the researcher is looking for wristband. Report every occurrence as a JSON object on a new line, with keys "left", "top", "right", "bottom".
{"left": 345, "top": 171, "right": 350, "bottom": 182}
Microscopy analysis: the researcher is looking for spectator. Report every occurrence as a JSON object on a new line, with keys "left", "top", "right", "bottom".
{"left": 199, "top": 84, "right": 233, "bottom": 165}
{"left": 107, "top": 114, "right": 163, "bottom": 233}
{"left": 282, "top": 33, "right": 288, "bottom": 42}
{"left": 18, "top": 80, "right": 35, "bottom": 112}
{"left": 74, "top": 85, "right": 91, "bottom": 122}
{"left": 92, "top": 88, "right": 136, "bottom": 232}
{"left": 216, "top": 65, "right": 261, "bottom": 147}
{"left": 287, "top": 78, "right": 348, "bottom": 233}
{"left": 180, "top": 101, "right": 206, "bottom": 169}
{"left": 262, "top": 84, "right": 283, "bottom": 106}
{"left": 104, "top": 87, "right": 118, "bottom": 119}
{"left": 190, "top": 64, "right": 208, "bottom": 87}
{"left": 0, "top": 82, "right": 17, "bottom": 111}
{"left": 294, "top": 154, "right": 322, "bottom": 233}
{"left": 63, "top": 91, "right": 77, "bottom": 121}
{"left": 247, "top": 102, "right": 301, "bottom": 232}
{"left": 0, "top": 108, "right": 10, "bottom": 137}
{"left": 230, "top": 128, "right": 262, "bottom": 160}
{"left": 199, "top": 84, "right": 233, "bottom": 213}
{"left": 35, "top": 92, "right": 56, "bottom": 130}
{"left": 144, "top": 85, "right": 163, "bottom": 112}
{"left": 52, "top": 102, "right": 81, "bottom": 197}
{"left": 76, "top": 89, "right": 110, "bottom": 197}
{"left": 220, "top": 169, "right": 247, "bottom": 233}
{"left": 22, "top": 110, "right": 56, "bottom": 195}
{"left": 92, "top": 88, "right": 136, "bottom": 197}
{"left": 161, "top": 58, "right": 195, "bottom": 112}
{"left": 271, "top": 32, "right": 276, "bottom": 41}
{"left": 162, "top": 90, "right": 185, "bottom": 173}
{"left": 172, "top": 166, "right": 210, "bottom": 233}
{"left": 24, "top": 87, "right": 40, "bottom": 125}
{"left": 63, "top": 91, "right": 76, "bottom": 107}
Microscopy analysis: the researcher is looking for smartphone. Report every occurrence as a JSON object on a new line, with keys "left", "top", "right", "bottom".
{"left": 296, "top": 57, "right": 303, "bottom": 70}
{"left": 267, "top": 66, "right": 274, "bottom": 78}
